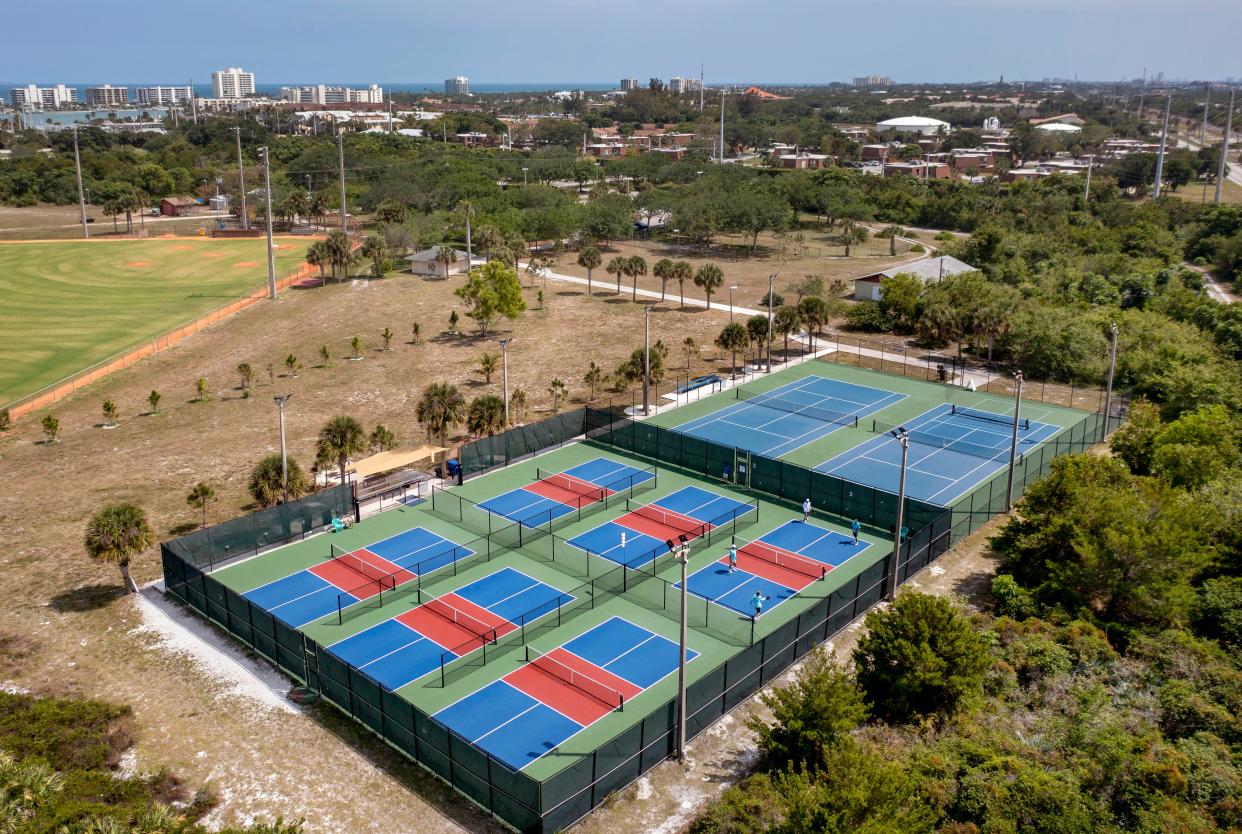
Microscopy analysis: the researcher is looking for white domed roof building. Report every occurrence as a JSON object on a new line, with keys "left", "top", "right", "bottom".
{"left": 876, "top": 115, "right": 951, "bottom": 136}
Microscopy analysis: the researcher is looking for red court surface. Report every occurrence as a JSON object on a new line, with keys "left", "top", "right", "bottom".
{"left": 398, "top": 592, "right": 514, "bottom": 652}
{"left": 309, "top": 548, "right": 415, "bottom": 599}
{"left": 727, "top": 542, "right": 827, "bottom": 590}
{"left": 616, "top": 507, "right": 708, "bottom": 542}
{"left": 506, "top": 647, "right": 643, "bottom": 725}
{"left": 525, "top": 475, "right": 610, "bottom": 508}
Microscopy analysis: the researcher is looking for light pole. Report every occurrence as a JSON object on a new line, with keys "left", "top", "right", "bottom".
{"left": 765, "top": 273, "right": 775, "bottom": 373}
{"left": 1102, "top": 322, "right": 1119, "bottom": 438}
{"left": 886, "top": 428, "right": 909, "bottom": 602}
{"left": 1152, "top": 94, "right": 1171, "bottom": 200}
{"left": 337, "top": 131, "right": 347, "bottom": 232}
{"left": 274, "top": 395, "right": 292, "bottom": 504}
{"left": 234, "top": 126, "right": 248, "bottom": 230}
{"left": 260, "top": 147, "right": 277, "bottom": 300}
{"left": 521, "top": 167, "right": 528, "bottom": 187}
{"left": 498, "top": 338, "right": 513, "bottom": 427}
{"left": 728, "top": 285, "right": 738, "bottom": 322}
{"left": 1215, "top": 89, "right": 1234, "bottom": 205}
{"left": 674, "top": 537, "right": 690, "bottom": 760}
{"left": 643, "top": 304, "right": 652, "bottom": 415}
{"left": 1003, "top": 372, "right": 1024, "bottom": 513}
{"left": 71, "top": 125, "right": 88, "bottom": 239}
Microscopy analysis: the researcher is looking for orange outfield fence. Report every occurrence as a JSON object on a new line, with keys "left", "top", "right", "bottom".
{"left": 4, "top": 260, "right": 321, "bottom": 421}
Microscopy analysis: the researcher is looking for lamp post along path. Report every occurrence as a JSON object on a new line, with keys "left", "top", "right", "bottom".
{"left": 274, "top": 395, "right": 292, "bottom": 504}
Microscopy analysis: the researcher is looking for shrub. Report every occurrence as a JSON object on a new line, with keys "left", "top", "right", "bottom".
{"left": 1193, "top": 576, "right": 1242, "bottom": 647}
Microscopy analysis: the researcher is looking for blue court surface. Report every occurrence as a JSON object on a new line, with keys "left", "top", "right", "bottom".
{"left": 682, "top": 520, "right": 871, "bottom": 616}
{"left": 242, "top": 527, "right": 473, "bottom": 627}
{"left": 816, "top": 403, "right": 1060, "bottom": 505}
{"left": 434, "top": 617, "right": 695, "bottom": 770}
{"left": 674, "top": 375, "right": 906, "bottom": 458}
{"left": 326, "top": 567, "right": 572, "bottom": 690}
{"left": 477, "top": 458, "right": 655, "bottom": 527}
{"left": 565, "top": 485, "right": 754, "bottom": 568}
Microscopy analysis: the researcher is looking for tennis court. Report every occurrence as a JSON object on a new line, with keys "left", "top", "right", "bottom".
{"left": 673, "top": 374, "right": 906, "bottom": 457}
{"left": 242, "top": 527, "right": 473, "bottom": 627}
{"left": 477, "top": 457, "right": 656, "bottom": 526}
{"left": 565, "top": 485, "right": 756, "bottom": 568}
{"left": 816, "top": 402, "right": 1061, "bottom": 504}
{"left": 433, "top": 616, "right": 696, "bottom": 770}
{"left": 682, "top": 519, "right": 871, "bottom": 617}
{"left": 326, "top": 567, "right": 572, "bottom": 690}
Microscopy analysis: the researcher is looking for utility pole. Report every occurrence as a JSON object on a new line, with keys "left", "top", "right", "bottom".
{"left": 189, "top": 79, "right": 198, "bottom": 124}
{"left": 675, "top": 539, "right": 690, "bottom": 761}
{"left": 1202, "top": 84, "right": 1212, "bottom": 143}
{"left": 274, "top": 395, "right": 292, "bottom": 504}
{"left": 1003, "top": 372, "right": 1024, "bottom": 513}
{"left": 1137, "top": 68, "right": 1146, "bottom": 117}
{"left": 1084, "top": 155, "right": 1093, "bottom": 202}
{"left": 699, "top": 65, "right": 705, "bottom": 112}
{"left": 766, "top": 273, "right": 775, "bottom": 373}
{"left": 260, "top": 147, "right": 277, "bottom": 299}
{"left": 642, "top": 304, "right": 652, "bottom": 415}
{"left": 1216, "top": 89, "right": 1234, "bottom": 205}
{"left": 1102, "top": 322, "right": 1119, "bottom": 438}
{"left": 337, "top": 130, "right": 347, "bottom": 232}
{"left": 718, "top": 89, "right": 725, "bottom": 164}
{"left": 1152, "top": 95, "right": 1171, "bottom": 200}
{"left": 499, "top": 338, "right": 513, "bottom": 427}
{"left": 886, "top": 429, "right": 909, "bottom": 602}
{"left": 463, "top": 203, "right": 473, "bottom": 267}
{"left": 234, "top": 127, "right": 248, "bottom": 230}
{"left": 71, "top": 126, "right": 89, "bottom": 239}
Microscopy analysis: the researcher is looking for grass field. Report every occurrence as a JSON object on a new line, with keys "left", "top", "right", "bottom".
{"left": 0, "top": 238, "right": 311, "bottom": 403}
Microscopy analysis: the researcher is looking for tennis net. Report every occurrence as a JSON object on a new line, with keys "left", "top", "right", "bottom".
{"left": 425, "top": 595, "right": 498, "bottom": 642}
{"left": 624, "top": 501, "right": 708, "bottom": 537}
{"left": 868, "top": 419, "right": 1017, "bottom": 462}
{"left": 743, "top": 541, "right": 826, "bottom": 582}
{"left": 951, "top": 404, "right": 1030, "bottom": 431}
{"left": 534, "top": 469, "right": 608, "bottom": 505}
{"left": 526, "top": 647, "right": 624, "bottom": 711}
{"left": 330, "top": 545, "right": 398, "bottom": 591}
{"left": 735, "top": 389, "right": 859, "bottom": 428}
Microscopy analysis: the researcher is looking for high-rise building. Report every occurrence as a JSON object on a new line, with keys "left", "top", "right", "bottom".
{"left": 9, "top": 84, "right": 77, "bottom": 108}
{"left": 852, "top": 75, "right": 893, "bottom": 89}
{"left": 444, "top": 76, "right": 469, "bottom": 95}
{"left": 669, "top": 76, "right": 686, "bottom": 95}
{"left": 211, "top": 67, "right": 256, "bottom": 99}
{"left": 134, "top": 86, "right": 193, "bottom": 106}
{"left": 280, "top": 84, "right": 384, "bottom": 105}
{"left": 85, "top": 85, "right": 129, "bottom": 107}
{"left": 620, "top": 78, "right": 639, "bottom": 92}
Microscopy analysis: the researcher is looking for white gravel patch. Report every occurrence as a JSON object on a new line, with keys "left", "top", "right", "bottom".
{"left": 132, "top": 583, "right": 297, "bottom": 714}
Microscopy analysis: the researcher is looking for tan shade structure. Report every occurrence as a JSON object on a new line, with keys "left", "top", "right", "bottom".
{"left": 347, "top": 445, "right": 448, "bottom": 480}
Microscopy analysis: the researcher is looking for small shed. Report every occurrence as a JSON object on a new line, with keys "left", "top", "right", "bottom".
{"left": 405, "top": 246, "right": 471, "bottom": 277}
{"left": 159, "top": 196, "right": 198, "bottom": 217}
{"left": 852, "top": 255, "right": 976, "bottom": 302}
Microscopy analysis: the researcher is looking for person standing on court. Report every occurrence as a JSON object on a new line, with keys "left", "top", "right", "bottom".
{"left": 728, "top": 540, "right": 738, "bottom": 573}
{"left": 851, "top": 518, "right": 861, "bottom": 544}
{"left": 802, "top": 497, "right": 812, "bottom": 522}
{"left": 750, "top": 590, "right": 770, "bottom": 621}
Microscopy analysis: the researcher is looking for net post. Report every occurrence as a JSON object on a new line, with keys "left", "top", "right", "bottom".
{"left": 618, "top": 694, "right": 624, "bottom": 712}
{"left": 820, "top": 566, "right": 826, "bottom": 581}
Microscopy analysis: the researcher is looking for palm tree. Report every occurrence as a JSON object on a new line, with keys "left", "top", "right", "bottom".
{"left": 316, "top": 415, "right": 367, "bottom": 487}
{"left": 626, "top": 255, "right": 648, "bottom": 301}
{"left": 381, "top": 327, "right": 394, "bottom": 351}
{"left": 797, "top": 296, "right": 830, "bottom": 353}
{"left": 101, "top": 400, "right": 119, "bottom": 427}
{"left": 840, "top": 217, "right": 869, "bottom": 258}
{"left": 416, "top": 382, "right": 466, "bottom": 446}
{"left": 411, "top": 322, "right": 422, "bottom": 344}
{"left": 510, "top": 388, "right": 529, "bottom": 423}
{"left": 325, "top": 230, "right": 355, "bottom": 281}
{"left": 195, "top": 377, "right": 208, "bottom": 401}
{"left": 147, "top": 390, "right": 161, "bottom": 414}
{"left": 279, "top": 191, "right": 309, "bottom": 224}
{"left": 306, "top": 241, "right": 331, "bottom": 286}
{"left": 186, "top": 482, "right": 214, "bottom": 529}
{"left": 448, "top": 310, "right": 460, "bottom": 335}
{"left": 653, "top": 258, "right": 674, "bottom": 301}
{"left": 249, "top": 453, "right": 310, "bottom": 507}
{"left": 41, "top": 414, "right": 59, "bottom": 443}
{"left": 577, "top": 245, "right": 602, "bottom": 295}
{"left": 434, "top": 246, "right": 458, "bottom": 278}
{"left": 369, "top": 424, "right": 396, "bottom": 452}
{"left": 715, "top": 323, "right": 750, "bottom": 379}
{"left": 285, "top": 354, "right": 301, "bottom": 376}
{"left": 466, "top": 394, "right": 507, "bottom": 436}
{"left": 478, "top": 352, "right": 500, "bottom": 384}
{"left": 237, "top": 362, "right": 254, "bottom": 396}
{"left": 606, "top": 256, "right": 626, "bottom": 294}
{"left": 774, "top": 305, "right": 801, "bottom": 361}
{"left": 360, "top": 235, "right": 390, "bottom": 279}
{"left": 672, "top": 260, "right": 694, "bottom": 309}
{"left": 583, "top": 361, "right": 604, "bottom": 399}
{"left": 694, "top": 264, "right": 725, "bottom": 308}
{"left": 350, "top": 336, "right": 363, "bottom": 359}
{"left": 746, "top": 315, "right": 770, "bottom": 367}
{"left": 0, "top": 750, "right": 64, "bottom": 828}
{"left": 548, "top": 378, "right": 569, "bottom": 412}
{"left": 84, "top": 502, "right": 153, "bottom": 593}
{"left": 319, "top": 345, "right": 331, "bottom": 367}
{"left": 683, "top": 337, "right": 697, "bottom": 373}
{"left": 308, "top": 191, "right": 331, "bottom": 228}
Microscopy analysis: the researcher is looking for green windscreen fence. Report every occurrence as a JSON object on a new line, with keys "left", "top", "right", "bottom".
{"left": 459, "top": 408, "right": 587, "bottom": 478}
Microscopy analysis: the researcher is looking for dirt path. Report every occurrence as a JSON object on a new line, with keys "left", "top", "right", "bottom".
{"left": 1185, "top": 261, "right": 1239, "bottom": 304}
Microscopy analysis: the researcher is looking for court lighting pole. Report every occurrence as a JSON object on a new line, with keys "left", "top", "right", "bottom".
{"left": 71, "top": 125, "right": 89, "bottom": 239}
{"left": 1215, "top": 89, "right": 1234, "bottom": 205}
{"left": 274, "top": 394, "right": 292, "bottom": 504}
{"left": 260, "top": 148, "right": 277, "bottom": 299}
{"left": 498, "top": 338, "right": 513, "bottom": 427}
{"left": 1004, "top": 372, "right": 1024, "bottom": 513}
{"left": 728, "top": 285, "right": 738, "bottom": 322}
{"left": 675, "top": 539, "right": 690, "bottom": 761}
{"left": 886, "top": 428, "right": 909, "bottom": 602}
{"left": 234, "top": 127, "right": 248, "bottom": 230}
{"left": 643, "top": 304, "right": 652, "bottom": 415}
{"left": 1102, "top": 322, "right": 1119, "bottom": 439}
{"left": 766, "top": 273, "right": 776, "bottom": 373}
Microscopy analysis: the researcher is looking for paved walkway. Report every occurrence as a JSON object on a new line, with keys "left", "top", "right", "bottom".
{"left": 1184, "top": 262, "right": 1239, "bottom": 305}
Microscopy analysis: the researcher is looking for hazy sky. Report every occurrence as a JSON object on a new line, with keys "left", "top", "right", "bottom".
{"left": 4, "top": 0, "right": 1238, "bottom": 85}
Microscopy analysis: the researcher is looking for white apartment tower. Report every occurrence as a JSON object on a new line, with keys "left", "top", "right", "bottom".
{"left": 620, "top": 78, "right": 639, "bottom": 91}
{"left": 212, "top": 67, "right": 256, "bottom": 99}
{"left": 444, "top": 76, "right": 469, "bottom": 95}
{"left": 280, "top": 84, "right": 384, "bottom": 105}
{"left": 669, "top": 76, "right": 686, "bottom": 95}
{"left": 135, "top": 86, "right": 193, "bottom": 106}
{"left": 85, "top": 85, "right": 129, "bottom": 107}
{"left": 9, "top": 84, "right": 77, "bottom": 108}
